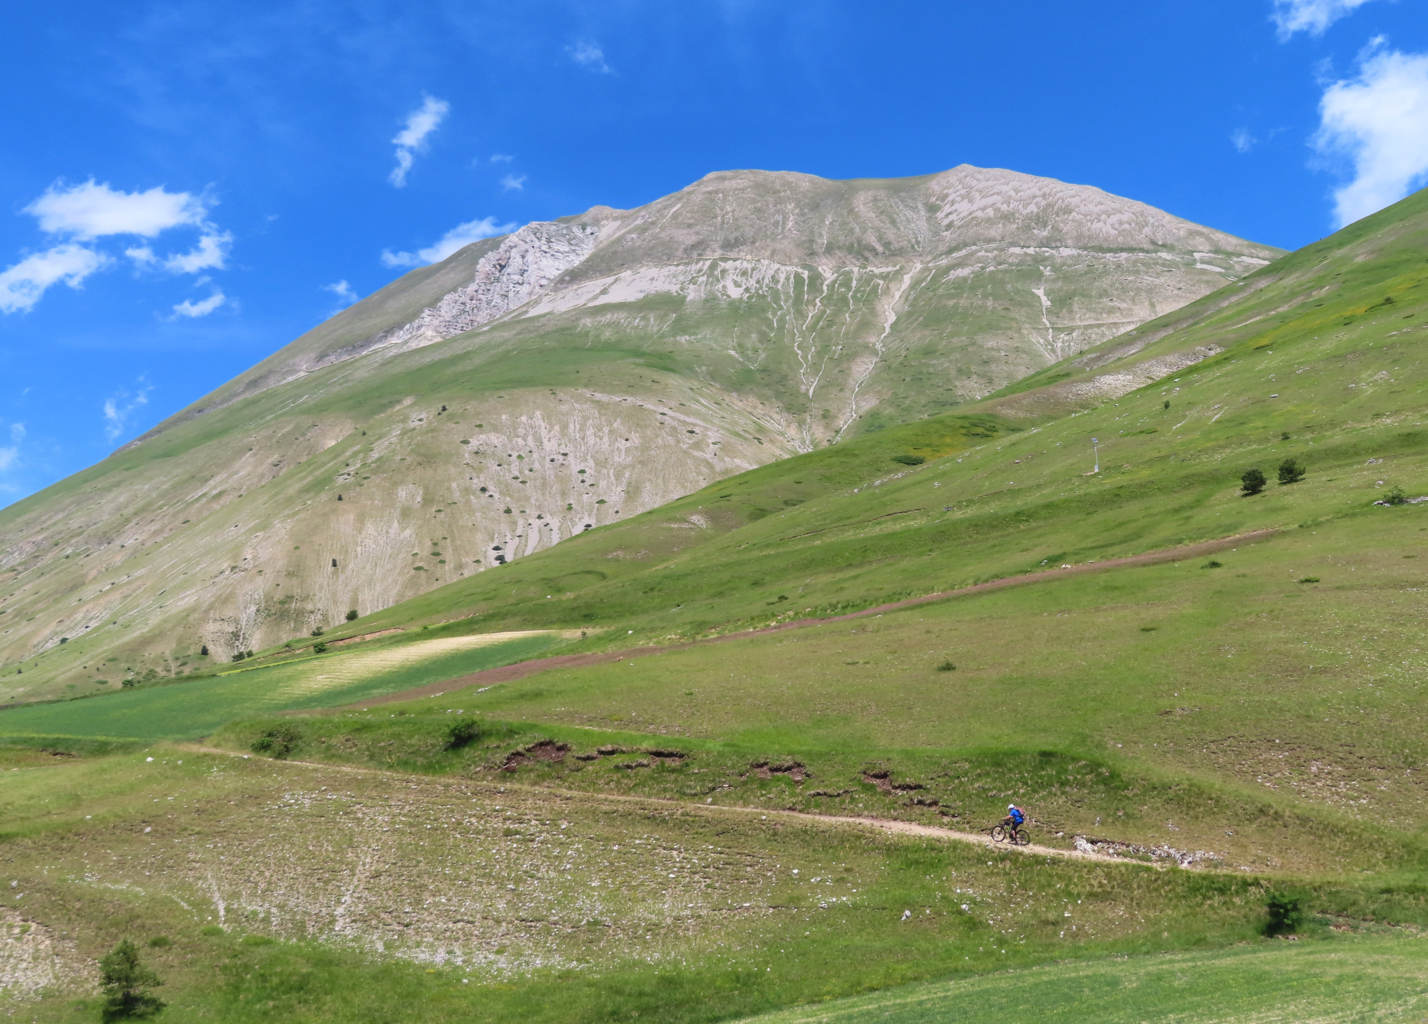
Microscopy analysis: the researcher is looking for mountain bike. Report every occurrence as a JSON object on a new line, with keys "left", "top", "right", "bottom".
{"left": 990, "top": 824, "right": 1030, "bottom": 846}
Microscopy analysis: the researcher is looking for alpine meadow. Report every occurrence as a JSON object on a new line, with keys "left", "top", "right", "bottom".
{"left": 3, "top": 157, "right": 1428, "bottom": 1022}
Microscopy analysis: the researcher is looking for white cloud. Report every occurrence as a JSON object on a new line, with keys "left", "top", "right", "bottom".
{"left": 0, "top": 243, "right": 110, "bottom": 314}
{"left": 0, "top": 424, "right": 22, "bottom": 472}
{"left": 380, "top": 216, "right": 516, "bottom": 268}
{"left": 2, "top": 179, "right": 232, "bottom": 314}
{"left": 567, "top": 40, "right": 612, "bottom": 73}
{"left": 389, "top": 95, "right": 450, "bottom": 188}
{"left": 1314, "top": 44, "right": 1428, "bottom": 226}
{"left": 1231, "top": 128, "right": 1257, "bottom": 153}
{"left": 25, "top": 180, "right": 208, "bottom": 239}
{"left": 1273, "top": 0, "right": 1380, "bottom": 39}
{"left": 324, "top": 280, "right": 359, "bottom": 307}
{"left": 162, "top": 231, "right": 232, "bottom": 274}
{"left": 500, "top": 173, "right": 527, "bottom": 191}
{"left": 103, "top": 381, "right": 152, "bottom": 442}
{"left": 172, "top": 290, "right": 227, "bottom": 318}
{"left": 490, "top": 153, "right": 514, "bottom": 163}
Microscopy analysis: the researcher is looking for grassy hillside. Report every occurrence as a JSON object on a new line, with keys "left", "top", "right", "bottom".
{"left": 0, "top": 188, "right": 1422, "bottom": 1020}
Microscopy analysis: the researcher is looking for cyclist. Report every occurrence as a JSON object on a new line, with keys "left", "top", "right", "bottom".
{"left": 1003, "top": 804, "right": 1026, "bottom": 834}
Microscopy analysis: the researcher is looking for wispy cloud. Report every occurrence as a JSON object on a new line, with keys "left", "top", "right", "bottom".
{"left": 500, "top": 173, "right": 527, "bottom": 191}
{"left": 324, "top": 280, "right": 359, "bottom": 307}
{"left": 171, "top": 290, "right": 227, "bottom": 318}
{"left": 0, "top": 244, "right": 110, "bottom": 314}
{"left": 489, "top": 153, "right": 514, "bottom": 164}
{"left": 1313, "top": 42, "right": 1428, "bottom": 226}
{"left": 380, "top": 216, "right": 516, "bottom": 268}
{"left": 160, "top": 231, "right": 232, "bottom": 274}
{"left": 389, "top": 95, "right": 450, "bottom": 188}
{"left": 103, "top": 380, "right": 152, "bottom": 442}
{"left": 0, "top": 423, "right": 24, "bottom": 472}
{"left": 1272, "top": 0, "right": 1380, "bottom": 40}
{"left": 567, "top": 40, "right": 612, "bottom": 73}
{"left": 1231, "top": 128, "right": 1258, "bottom": 153}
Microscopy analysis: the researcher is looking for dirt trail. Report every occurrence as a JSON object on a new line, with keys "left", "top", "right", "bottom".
{"left": 186, "top": 744, "right": 1157, "bottom": 869}
{"left": 351, "top": 528, "right": 1279, "bottom": 707}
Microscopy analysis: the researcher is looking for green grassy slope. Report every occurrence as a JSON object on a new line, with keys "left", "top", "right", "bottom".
{"left": 738, "top": 935, "right": 1428, "bottom": 1024}
{"left": 0, "top": 190, "right": 1423, "bottom": 1022}
{"left": 173, "top": 186, "right": 1428, "bottom": 878}
{"left": 2, "top": 748, "right": 1420, "bottom": 1023}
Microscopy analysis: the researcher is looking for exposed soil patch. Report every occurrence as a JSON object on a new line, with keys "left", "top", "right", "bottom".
{"left": 862, "top": 770, "right": 924, "bottom": 794}
{"left": 752, "top": 760, "right": 808, "bottom": 782}
{"left": 501, "top": 740, "right": 570, "bottom": 771}
{"left": 329, "top": 628, "right": 407, "bottom": 648}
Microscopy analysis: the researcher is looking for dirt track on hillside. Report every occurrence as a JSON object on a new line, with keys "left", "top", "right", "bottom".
{"left": 350, "top": 528, "right": 1279, "bottom": 708}
{"left": 191, "top": 744, "right": 1149, "bottom": 868}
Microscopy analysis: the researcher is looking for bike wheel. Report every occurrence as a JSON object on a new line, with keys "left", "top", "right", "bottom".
{"left": 990, "top": 825, "right": 1007, "bottom": 843}
{"left": 1013, "top": 829, "right": 1031, "bottom": 846}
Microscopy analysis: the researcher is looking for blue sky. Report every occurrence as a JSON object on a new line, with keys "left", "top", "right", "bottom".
{"left": 1, "top": 0, "right": 1425, "bottom": 505}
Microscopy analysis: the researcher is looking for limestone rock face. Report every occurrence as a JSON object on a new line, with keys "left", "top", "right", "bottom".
{"left": 0, "top": 166, "right": 1279, "bottom": 695}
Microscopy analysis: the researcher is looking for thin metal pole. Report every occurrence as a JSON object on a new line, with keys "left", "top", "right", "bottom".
{"left": 1092, "top": 437, "right": 1099, "bottom": 474}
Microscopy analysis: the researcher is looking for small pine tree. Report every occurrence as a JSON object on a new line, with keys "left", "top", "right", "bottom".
{"left": 1278, "top": 458, "right": 1305, "bottom": 485}
{"left": 346, "top": 609, "right": 359, "bottom": 622}
{"left": 1241, "top": 468, "right": 1266, "bottom": 495}
{"left": 199, "top": 645, "right": 208, "bottom": 657}
{"left": 98, "top": 939, "right": 165, "bottom": 1022}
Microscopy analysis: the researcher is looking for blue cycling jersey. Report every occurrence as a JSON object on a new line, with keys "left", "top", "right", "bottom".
{"left": 1008, "top": 808, "right": 1025, "bottom": 826}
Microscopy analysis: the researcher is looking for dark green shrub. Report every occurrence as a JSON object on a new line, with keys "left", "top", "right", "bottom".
{"left": 1162, "top": 400, "right": 1170, "bottom": 409}
{"left": 891, "top": 454, "right": 926, "bottom": 466}
{"left": 1241, "top": 468, "right": 1266, "bottom": 495}
{"left": 146, "top": 936, "right": 170, "bottom": 949}
{"left": 446, "top": 719, "right": 483, "bottom": 750}
{"left": 1202, "top": 560, "right": 1223, "bottom": 569}
{"left": 936, "top": 660, "right": 956, "bottom": 672}
{"left": 345, "top": 609, "right": 359, "bottom": 622}
{"left": 199, "top": 645, "right": 208, "bottom": 657}
{"left": 232, "top": 652, "right": 246, "bottom": 663}
{"left": 1384, "top": 486, "right": 1409, "bottom": 506}
{"left": 1264, "top": 891, "right": 1305, "bottom": 936}
{"left": 313, "top": 642, "right": 327, "bottom": 654}
{"left": 1278, "top": 458, "right": 1305, "bottom": 485}
{"left": 251, "top": 726, "right": 302, "bottom": 759}
{"left": 98, "top": 939, "right": 165, "bottom": 1022}
{"left": 310, "top": 627, "right": 324, "bottom": 637}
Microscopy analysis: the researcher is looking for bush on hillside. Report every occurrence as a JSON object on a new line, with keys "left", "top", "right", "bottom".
{"left": 98, "top": 939, "right": 165, "bottom": 1022}
{"left": 312, "top": 642, "right": 327, "bottom": 654}
{"left": 346, "top": 609, "right": 359, "bottom": 621}
{"left": 445, "top": 719, "right": 483, "bottom": 750}
{"left": 1384, "top": 486, "right": 1409, "bottom": 506}
{"left": 252, "top": 726, "right": 302, "bottom": 759}
{"left": 936, "top": 660, "right": 956, "bottom": 672}
{"left": 1241, "top": 468, "right": 1266, "bottom": 495}
{"left": 891, "top": 454, "right": 926, "bottom": 466}
{"left": 310, "top": 627, "right": 324, "bottom": 637}
{"left": 1278, "top": 458, "right": 1305, "bottom": 485}
{"left": 1264, "top": 891, "right": 1305, "bottom": 936}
